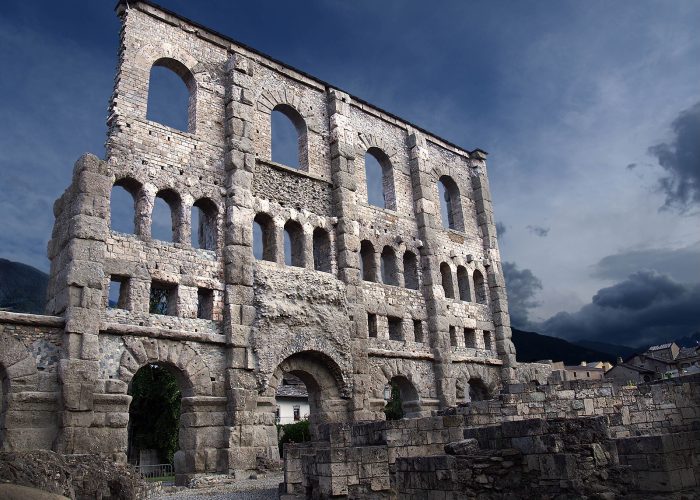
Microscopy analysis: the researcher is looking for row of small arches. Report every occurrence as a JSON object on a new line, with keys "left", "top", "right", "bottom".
{"left": 146, "top": 58, "right": 466, "bottom": 232}
{"left": 110, "top": 178, "right": 218, "bottom": 250}
{"left": 440, "top": 263, "right": 488, "bottom": 304}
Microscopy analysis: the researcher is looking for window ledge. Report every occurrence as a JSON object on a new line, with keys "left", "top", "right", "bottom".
{"left": 256, "top": 158, "right": 330, "bottom": 184}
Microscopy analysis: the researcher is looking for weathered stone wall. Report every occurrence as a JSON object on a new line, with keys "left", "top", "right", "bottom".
{"left": 281, "top": 376, "right": 700, "bottom": 498}
{"left": 1, "top": 0, "right": 515, "bottom": 477}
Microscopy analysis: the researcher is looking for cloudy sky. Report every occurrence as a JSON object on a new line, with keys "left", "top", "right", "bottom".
{"left": 1, "top": 1, "right": 698, "bottom": 348}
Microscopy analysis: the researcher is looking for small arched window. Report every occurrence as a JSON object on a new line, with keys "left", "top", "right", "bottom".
{"left": 312, "top": 228, "right": 332, "bottom": 273}
{"left": 191, "top": 198, "right": 218, "bottom": 250}
{"left": 437, "top": 175, "right": 464, "bottom": 231}
{"left": 253, "top": 213, "right": 276, "bottom": 262}
{"left": 283, "top": 220, "right": 305, "bottom": 267}
{"left": 151, "top": 189, "right": 181, "bottom": 243}
{"left": 110, "top": 178, "right": 141, "bottom": 235}
{"left": 360, "top": 240, "right": 377, "bottom": 282}
{"left": 440, "top": 263, "right": 455, "bottom": 299}
{"left": 473, "top": 269, "right": 487, "bottom": 304}
{"left": 403, "top": 251, "right": 419, "bottom": 290}
{"left": 364, "top": 148, "right": 396, "bottom": 210}
{"left": 271, "top": 104, "right": 308, "bottom": 169}
{"left": 457, "top": 266, "right": 471, "bottom": 302}
{"left": 147, "top": 58, "right": 196, "bottom": 133}
{"left": 380, "top": 246, "right": 399, "bottom": 286}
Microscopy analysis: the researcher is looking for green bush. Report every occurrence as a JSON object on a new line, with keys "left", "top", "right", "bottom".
{"left": 384, "top": 382, "right": 403, "bottom": 421}
{"left": 277, "top": 420, "right": 311, "bottom": 455}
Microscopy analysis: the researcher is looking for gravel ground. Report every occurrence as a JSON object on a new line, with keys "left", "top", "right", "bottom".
{"left": 153, "top": 472, "right": 283, "bottom": 500}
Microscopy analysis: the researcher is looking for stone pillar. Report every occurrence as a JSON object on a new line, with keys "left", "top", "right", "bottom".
{"left": 47, "top": 154, "right": 112, "bottom": 456}
{"left": 326, "top": 88, "right": 375, "bottom": 421}
{"left": 221, "top": 52, "right": 276, "bottom": 474}
{"left": 407, "top": 130, "right": 455, "bottom": 407}
{"left": 469, "top": 151, "right": 518, "bottom": 382}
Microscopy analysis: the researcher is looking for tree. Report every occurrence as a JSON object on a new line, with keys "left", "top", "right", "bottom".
{"left": 129, "top": 364, "right": 181, "bottom": 464}
{"left": 384, "top": 382, "right": 403, "bottom": 420}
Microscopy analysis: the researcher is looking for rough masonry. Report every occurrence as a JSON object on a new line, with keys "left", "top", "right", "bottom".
{"left": 0, "top": 0, "right": 517, "bottom": 478}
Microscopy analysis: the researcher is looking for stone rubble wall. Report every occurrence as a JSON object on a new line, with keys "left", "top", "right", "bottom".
{"left": 282, "top": 376, "right": 700, "bottom": 498}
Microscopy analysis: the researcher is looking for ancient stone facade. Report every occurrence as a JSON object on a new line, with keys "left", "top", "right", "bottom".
{"left": 0, "top": 0, "right": 516, "bottom": 477}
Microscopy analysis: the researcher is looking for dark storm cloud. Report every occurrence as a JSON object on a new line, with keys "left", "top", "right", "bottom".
{"left": 527, "top": 225, "right": 550, "bottom": 237}
{"left": 502, "top": 261, "right": 542, "bottom": 328}
{"left": 648, "top": 102, "right": 700, "bottom": 213}
{"left": 541, "top": 270, "right": 700, "bottom": 347}
{"left": 495, "top": 222, "right": 507, "bottom": 237}
{"left": 591, "top": 242, "right": 700, "bottom": 284}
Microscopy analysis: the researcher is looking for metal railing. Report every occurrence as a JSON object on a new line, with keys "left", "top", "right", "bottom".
{"left": 135, "top": 463, "right": 173, "bottom": 479}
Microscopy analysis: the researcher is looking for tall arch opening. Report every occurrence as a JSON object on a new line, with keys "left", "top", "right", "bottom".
{"left": 264, "top": 351, "right": 349, "bottom": 447}
{"left": 127, "top": 363, "right": 183, "bottom": 468}
{"left": 437, "top": 176, "right": 464, "bottom": 231}
{"left": 380, "top": 246, "right": 399, "bottom": 286}
{"left": 440, "top": 262, "right": 455, "bottom": 299}
{"left": 151, "top": 189, "right": 181, "bottom": 243}
{"left": 403, "top": 251, "right": 419, "bottom": 290}
{"left": 147, "top": 58, "right": 196, "bottom": 133}
{"left": 111, "top": 178, "right": 141, "bottom": 235}
{"left": 457, "top": 266, "right": 471, "bottom": 302}
{"left": 312, "top": 228, "right": 332, "bottom": 273}
{"left": 191, "top": 198, "right": 218, "bottom": 250}
{"left": 364, "top": 148, "right": 396, "bottom": 210}
{"left": 360, "top": 240, "right": 377, "bottom": 282}
{"left": 283, "top": 220, "right": 305, "bottom": 267}
{"left": 468, "top": 378, "right": 491, "bottom": 402}
{"left": 253, "top": 213, "right": 276, "bottom": 262}
{"left": 473, "top": 270, "right": 487, "bottom": 304}
{"left": 384, "top": 376, "right": 421, "bottom": 419}
{"left": 271, "top": 104, "right": 308, "bottom": 169}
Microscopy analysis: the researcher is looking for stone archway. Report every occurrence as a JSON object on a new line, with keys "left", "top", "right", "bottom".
{"left": 127, "top": 362, "right": 183, "bottom": 468}
{"left": 261, "top": 350, "right": 350, "bottom": 442}
{"left": 387, "top": 376, "right": 422, "bottom": 418}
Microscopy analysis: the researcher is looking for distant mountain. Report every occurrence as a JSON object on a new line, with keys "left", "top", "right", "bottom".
{"left": 672, "top": 331, "right": 700, "bottom": 348}
{"left": 573, "top": 340, "right": 636, "bottom": 359}
{"left": 511, "top": 328, "right": 615, "bottom": 365}
{"left": 0, "top": 259, "right": 48, "bottom": 314}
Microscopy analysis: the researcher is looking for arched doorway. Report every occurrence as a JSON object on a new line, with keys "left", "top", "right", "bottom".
{"left": 468, "top": 378, "right": 491, "bottom": 402}
{"left": 384, "top": 376, "right": 421, "bottom": 419}
{"left": 262, "top": 351, "right": 350, "bottom": 451}
{"left": 127, "top": 363, "right": 184, "bottom": 470}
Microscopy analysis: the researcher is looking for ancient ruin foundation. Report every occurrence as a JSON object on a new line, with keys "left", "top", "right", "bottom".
{"left": 0, "top": 0, "right": 516, "bottom": 477}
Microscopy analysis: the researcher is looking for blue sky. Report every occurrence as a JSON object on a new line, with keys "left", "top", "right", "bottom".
{"left": 1, "top": 0, "right": 698, "bottom": 347}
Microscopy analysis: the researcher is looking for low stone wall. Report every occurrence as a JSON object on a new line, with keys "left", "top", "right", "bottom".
{"left": 282, "top": 376, "right": 700, "bottom": 498}
{"left": 439, "top": 374, "right": 700, "bottom": 437}
{"left": 617, "top": 429, "right": 700, "bottom": 492}
{"left": 396, "top": 417, "right": 633, "bottom": 499}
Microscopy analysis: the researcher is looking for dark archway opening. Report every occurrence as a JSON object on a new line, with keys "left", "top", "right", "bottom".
{"left": 384, "top": 376, "right": 420, "bottom": 419}
{"left": 128, "top": 363, "right": 182, "bottom": 467}
{"left": 468, "top": 378, "right": 491, "bottom": 402}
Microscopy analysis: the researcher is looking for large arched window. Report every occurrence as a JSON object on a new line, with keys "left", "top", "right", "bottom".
{"left": 380, "top": 246, "right": 399, "bottom": 286}
{"left": 283, "top": 220, "right": 305, "bottom": 267}
{"left": 364, "top": 148, "right": 396, "bottom": 210}
{"left": 253, "top": 213, "right": 276, "bottom": 262}
{"left": 403, "top": 251, "right": 419, "bottom": 290}
{"left": 473, "top": 270, "right": 487, "bottom": 304}
{"left": 271, "top": 104, "right": 308, "bottom": 169}
{"left": 437, "top": 175, "right": 464, "bottom": 231}
{"left": 457, "top": 266, "right": 471, "bottom": 302}
{"left": 147, "top": 58, "right": 196, "bottom": 133}
{"left": 110, "top": 178, "right": 141, "bottom": 235}
{"left": 191, "top": 198, "right": 218, "bottom": 250}
{"left": 312, "top": 228, "right": 332, "bottom": 273}
{"left": 151, "top": 189, "right": 181, "bottom": 243}
{"left": 440, "top": 262, "right": 455, "bottom": 299}
{"left": 360, "top": 240, "right": 377, "bottom": 282}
